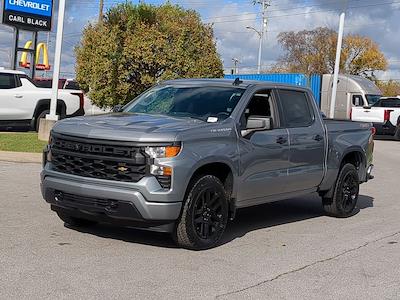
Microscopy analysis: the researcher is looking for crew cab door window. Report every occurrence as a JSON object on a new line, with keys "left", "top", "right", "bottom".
{"left": 237, "top": 89, "right": 292, "bottom": 203}
{"left": 0, "top": 74, "right": 17, "bottom": 89}
{"left": 277, "top": 90, "right": 314, "bottom": 127}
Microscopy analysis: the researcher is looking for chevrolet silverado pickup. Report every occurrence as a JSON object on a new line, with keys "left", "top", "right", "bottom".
{"left": 41, "top": 79, "right": 375, "bottom": 250}
{"left": 352, "top": 96, "right": 400, "bottom": 140}
{"left": 0, "top": 69, "right": 84, "bottom": 131}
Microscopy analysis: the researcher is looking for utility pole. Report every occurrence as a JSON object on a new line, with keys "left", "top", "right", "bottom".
{"left": 329, "top": 2, "right": 347, "bottom": 118}
{"left": 247, "top": 0, "right": 270, "bottom": 74}
{"left": 99, "top": 0, "right": 104, "bottom": 23}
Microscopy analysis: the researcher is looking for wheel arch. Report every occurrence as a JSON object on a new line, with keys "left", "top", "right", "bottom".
{"left": 321, "top": 148, "right": 367, "bottom": 199}
{"left": 31, "top": 99, "right": 67, "bottom": 129}
{"left": 185, "top": 160, "right": 238, "bottom": 218}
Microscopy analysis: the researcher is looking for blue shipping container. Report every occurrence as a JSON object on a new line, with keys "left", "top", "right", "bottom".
{"left": 224, "top": 73, "right": 322, "bottom": 106}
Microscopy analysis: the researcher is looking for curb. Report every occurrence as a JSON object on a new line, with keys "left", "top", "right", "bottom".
{"left": 0, "top": 151, "right": 42, "bottom": 164}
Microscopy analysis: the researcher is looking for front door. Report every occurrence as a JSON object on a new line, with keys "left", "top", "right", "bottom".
{"left": 237, "top": 89, "right": 291, "bottom": 205}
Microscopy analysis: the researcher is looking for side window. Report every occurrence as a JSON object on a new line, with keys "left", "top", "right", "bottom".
{"left": 352, "top": 95, "right": 363, "bottom": 107}
{"left": 0, "top": 74, "right": 17, "bottom": 89}
{"left": 241, "top": 90, "right": 273, "bottom": 127}
{"left": 278, "top": 90, "right": 313, "bottom": 127}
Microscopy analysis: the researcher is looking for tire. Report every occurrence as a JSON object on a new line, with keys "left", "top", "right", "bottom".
{"left": 56, "top": 211, "right": 97, "bottom": 227}
{"left": 394, "top": 126, "right": 400, "bottom": 141}
{"left": 35, "top": 110, "right": 49, "bottom": 132}
{"left": 322, "top": 163, "right": 360, "bottom": 218}
{"left": 173, "top": 175, "right": 229, "bottom": 250}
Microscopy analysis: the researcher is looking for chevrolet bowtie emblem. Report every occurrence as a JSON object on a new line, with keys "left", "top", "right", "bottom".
{"left": 118, "top": 166, "right": 128, "bottom": 172}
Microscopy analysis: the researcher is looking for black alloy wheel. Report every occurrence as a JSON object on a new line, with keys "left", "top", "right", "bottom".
{"left": 339, "top": 172, "right": 359, "bottom": 215}
{"left": 174, "top": 175, "right": 229, "bottom": 250}
{"left": 193, "top": 186, "right": 225, "bottom": 240}
{"left": 322, "top": 163, "right": 360, "bottom": 218}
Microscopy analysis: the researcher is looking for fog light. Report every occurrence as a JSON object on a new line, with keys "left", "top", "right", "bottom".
{"left": 150, "top": 165, "right": 172, "bottom": 176}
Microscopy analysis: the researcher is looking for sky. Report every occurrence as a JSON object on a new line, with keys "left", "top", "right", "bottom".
{"left": 0, "top": 0, "right": 399, "bottom": 80}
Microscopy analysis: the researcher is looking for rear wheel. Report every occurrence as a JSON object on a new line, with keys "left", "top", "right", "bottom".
{"left": 56, "top": 211, "right": 97, "bottom": 227}
{"left": 322, "top": 163, "right": 359, "bottom": 218}
{"left": 35, "top": 110, "right": 49, "bottom": 132}
{"left": 173, "top": 175, "right": 229, "bottom": 250}
{"left": 394, "top": 126, "right": 400, "bottom": 141}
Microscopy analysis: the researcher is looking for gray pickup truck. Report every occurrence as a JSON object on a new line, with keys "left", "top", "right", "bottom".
{"left": 41, "top": 79, "right": 375, "bottom": 250}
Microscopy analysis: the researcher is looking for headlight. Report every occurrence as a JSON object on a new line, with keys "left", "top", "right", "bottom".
{"left": 145, "top": 145, "right": 181, "bottom": 158}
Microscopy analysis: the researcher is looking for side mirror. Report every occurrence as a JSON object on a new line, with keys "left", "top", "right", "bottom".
{"left": 113, "top": 104, "right": 124, "bottom": 112}
{"left": 363, "top": 105, "right": 371, "bottom": 109}
{"left": 241, "top": 116, "right": 272, "bottom": 137}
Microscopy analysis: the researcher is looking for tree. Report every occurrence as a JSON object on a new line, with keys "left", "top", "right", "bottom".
{"left": 273, "top": 27, "right": 387, "bottom": 78}
{"left": 376, "top": 80, "right": 400, "bottom": 96}
{"left": 75, "top": 3, "right": 223, "bottom": 108}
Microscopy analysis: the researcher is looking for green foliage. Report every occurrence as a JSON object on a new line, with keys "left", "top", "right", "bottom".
{"left": 75, "top": 3, "right": 224, "bottom": 108}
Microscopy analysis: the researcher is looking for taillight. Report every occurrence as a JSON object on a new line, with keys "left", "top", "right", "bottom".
{"left": 71, "top": 92, "right": 84, "bottom": 110}
{"left": 371, "top": 127, "right": 376, "bottom": 136}
{"left": 350, "top": 108, "right": 353, "bottom": 120}
{"left": 384, "top": 109, "right": 393, "bottom": 122}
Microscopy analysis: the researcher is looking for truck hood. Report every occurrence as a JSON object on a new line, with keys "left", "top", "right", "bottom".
{"left": 52, "top": 113, "right": 209, "bottom": 142}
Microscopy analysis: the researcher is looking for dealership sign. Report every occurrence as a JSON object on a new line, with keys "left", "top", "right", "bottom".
{"left": 2, "top": 0, "right": 53, "bottom": 31}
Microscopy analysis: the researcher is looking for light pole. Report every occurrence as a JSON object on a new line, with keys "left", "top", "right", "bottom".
{"left": 48, "top": 0, "right": 66, "bottom": 121}
{"left": 246, "top": 26, "right": 263, "bottom": 74}
{"left": 247, "top": 0, "right": 269, "bottom": 74}
{"left": 329, "top": 11, "right": 346, "bottom": 119}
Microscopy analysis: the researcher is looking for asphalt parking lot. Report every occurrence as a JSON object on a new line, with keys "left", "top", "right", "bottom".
{"left": 0, "top": 138, "right": 399, "bottom": 299}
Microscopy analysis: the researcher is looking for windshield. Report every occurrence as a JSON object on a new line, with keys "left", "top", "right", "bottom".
{"left": 366, "top": 95, "right": 382, "bottom": 106}
{"left": 124, "top": 85, "right": 245, "bottom": 122}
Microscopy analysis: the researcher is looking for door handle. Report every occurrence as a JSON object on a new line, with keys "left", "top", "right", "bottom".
{"left": 14, "top": 95, "right": 23, "bottom": 99}
{"left": 314, "top": 135, "right": 324, "bottom": 142}
{"left": 276, "top": 137, "right": 287, "bottom": 144}
{"left": 364, "top": 110, "right": 370, "bottom": 113}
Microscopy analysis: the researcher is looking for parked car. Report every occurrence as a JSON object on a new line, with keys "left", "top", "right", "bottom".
{"left": 41, "top": 79, "right": 375, "bottom": 250}
{"left": 0, "top": 69, "right": 84, "bottom": 131}
{"left": 320, "top": 74, "right": 383, "bottom": 119}
{"left": 352, "top": 96, "right": 400, "bottom": 140}
{"left": 33, "top": 78, "right": 81, "bottom": 90}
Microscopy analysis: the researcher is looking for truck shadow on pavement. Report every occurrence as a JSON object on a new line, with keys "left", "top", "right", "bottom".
{"left": 66, "top": 194, "right": 374, "bottom": 249}
{"left": 221, "top": 194, "right": 374, "bottom": 246}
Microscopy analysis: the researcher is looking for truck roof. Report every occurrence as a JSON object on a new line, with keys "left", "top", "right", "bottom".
{"left": 162, "top": 78, "right": 312, "bottom": 92}
{"left": 0, "top": 68, "right": 26, "bottom": 75}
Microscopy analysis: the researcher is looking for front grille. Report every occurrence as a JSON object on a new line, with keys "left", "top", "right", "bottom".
{"left": 50, "top": 134, "right": 148, "bottom": 183}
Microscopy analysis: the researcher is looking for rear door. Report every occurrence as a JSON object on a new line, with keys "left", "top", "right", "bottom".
{"left": 276, "top": 89, "right": 326, "bottom": 192}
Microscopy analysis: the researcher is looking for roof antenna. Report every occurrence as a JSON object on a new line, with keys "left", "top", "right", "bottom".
{"left": 233, "top": 78, "right": 243, "bottom": 86}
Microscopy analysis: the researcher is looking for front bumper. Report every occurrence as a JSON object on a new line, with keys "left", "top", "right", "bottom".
{"left": 41, "top": 169, "right": 182, "bottom": 231}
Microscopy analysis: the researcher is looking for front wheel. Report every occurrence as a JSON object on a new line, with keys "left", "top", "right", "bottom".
{"left": 322, "top": 163, "right": 360, "bottom": 218}
{"left": 173, "top": 175, "right": 229, "bottom": 250}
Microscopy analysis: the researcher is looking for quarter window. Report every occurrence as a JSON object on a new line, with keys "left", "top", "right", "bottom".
{"left": 352, "top": 95, "right": 363, "bottom": 107}
{"left": 0, "top": 74, "right": 17, "bottom": 89}
{"left": 278, "top": 90, "right": 313, "bottom": 127}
